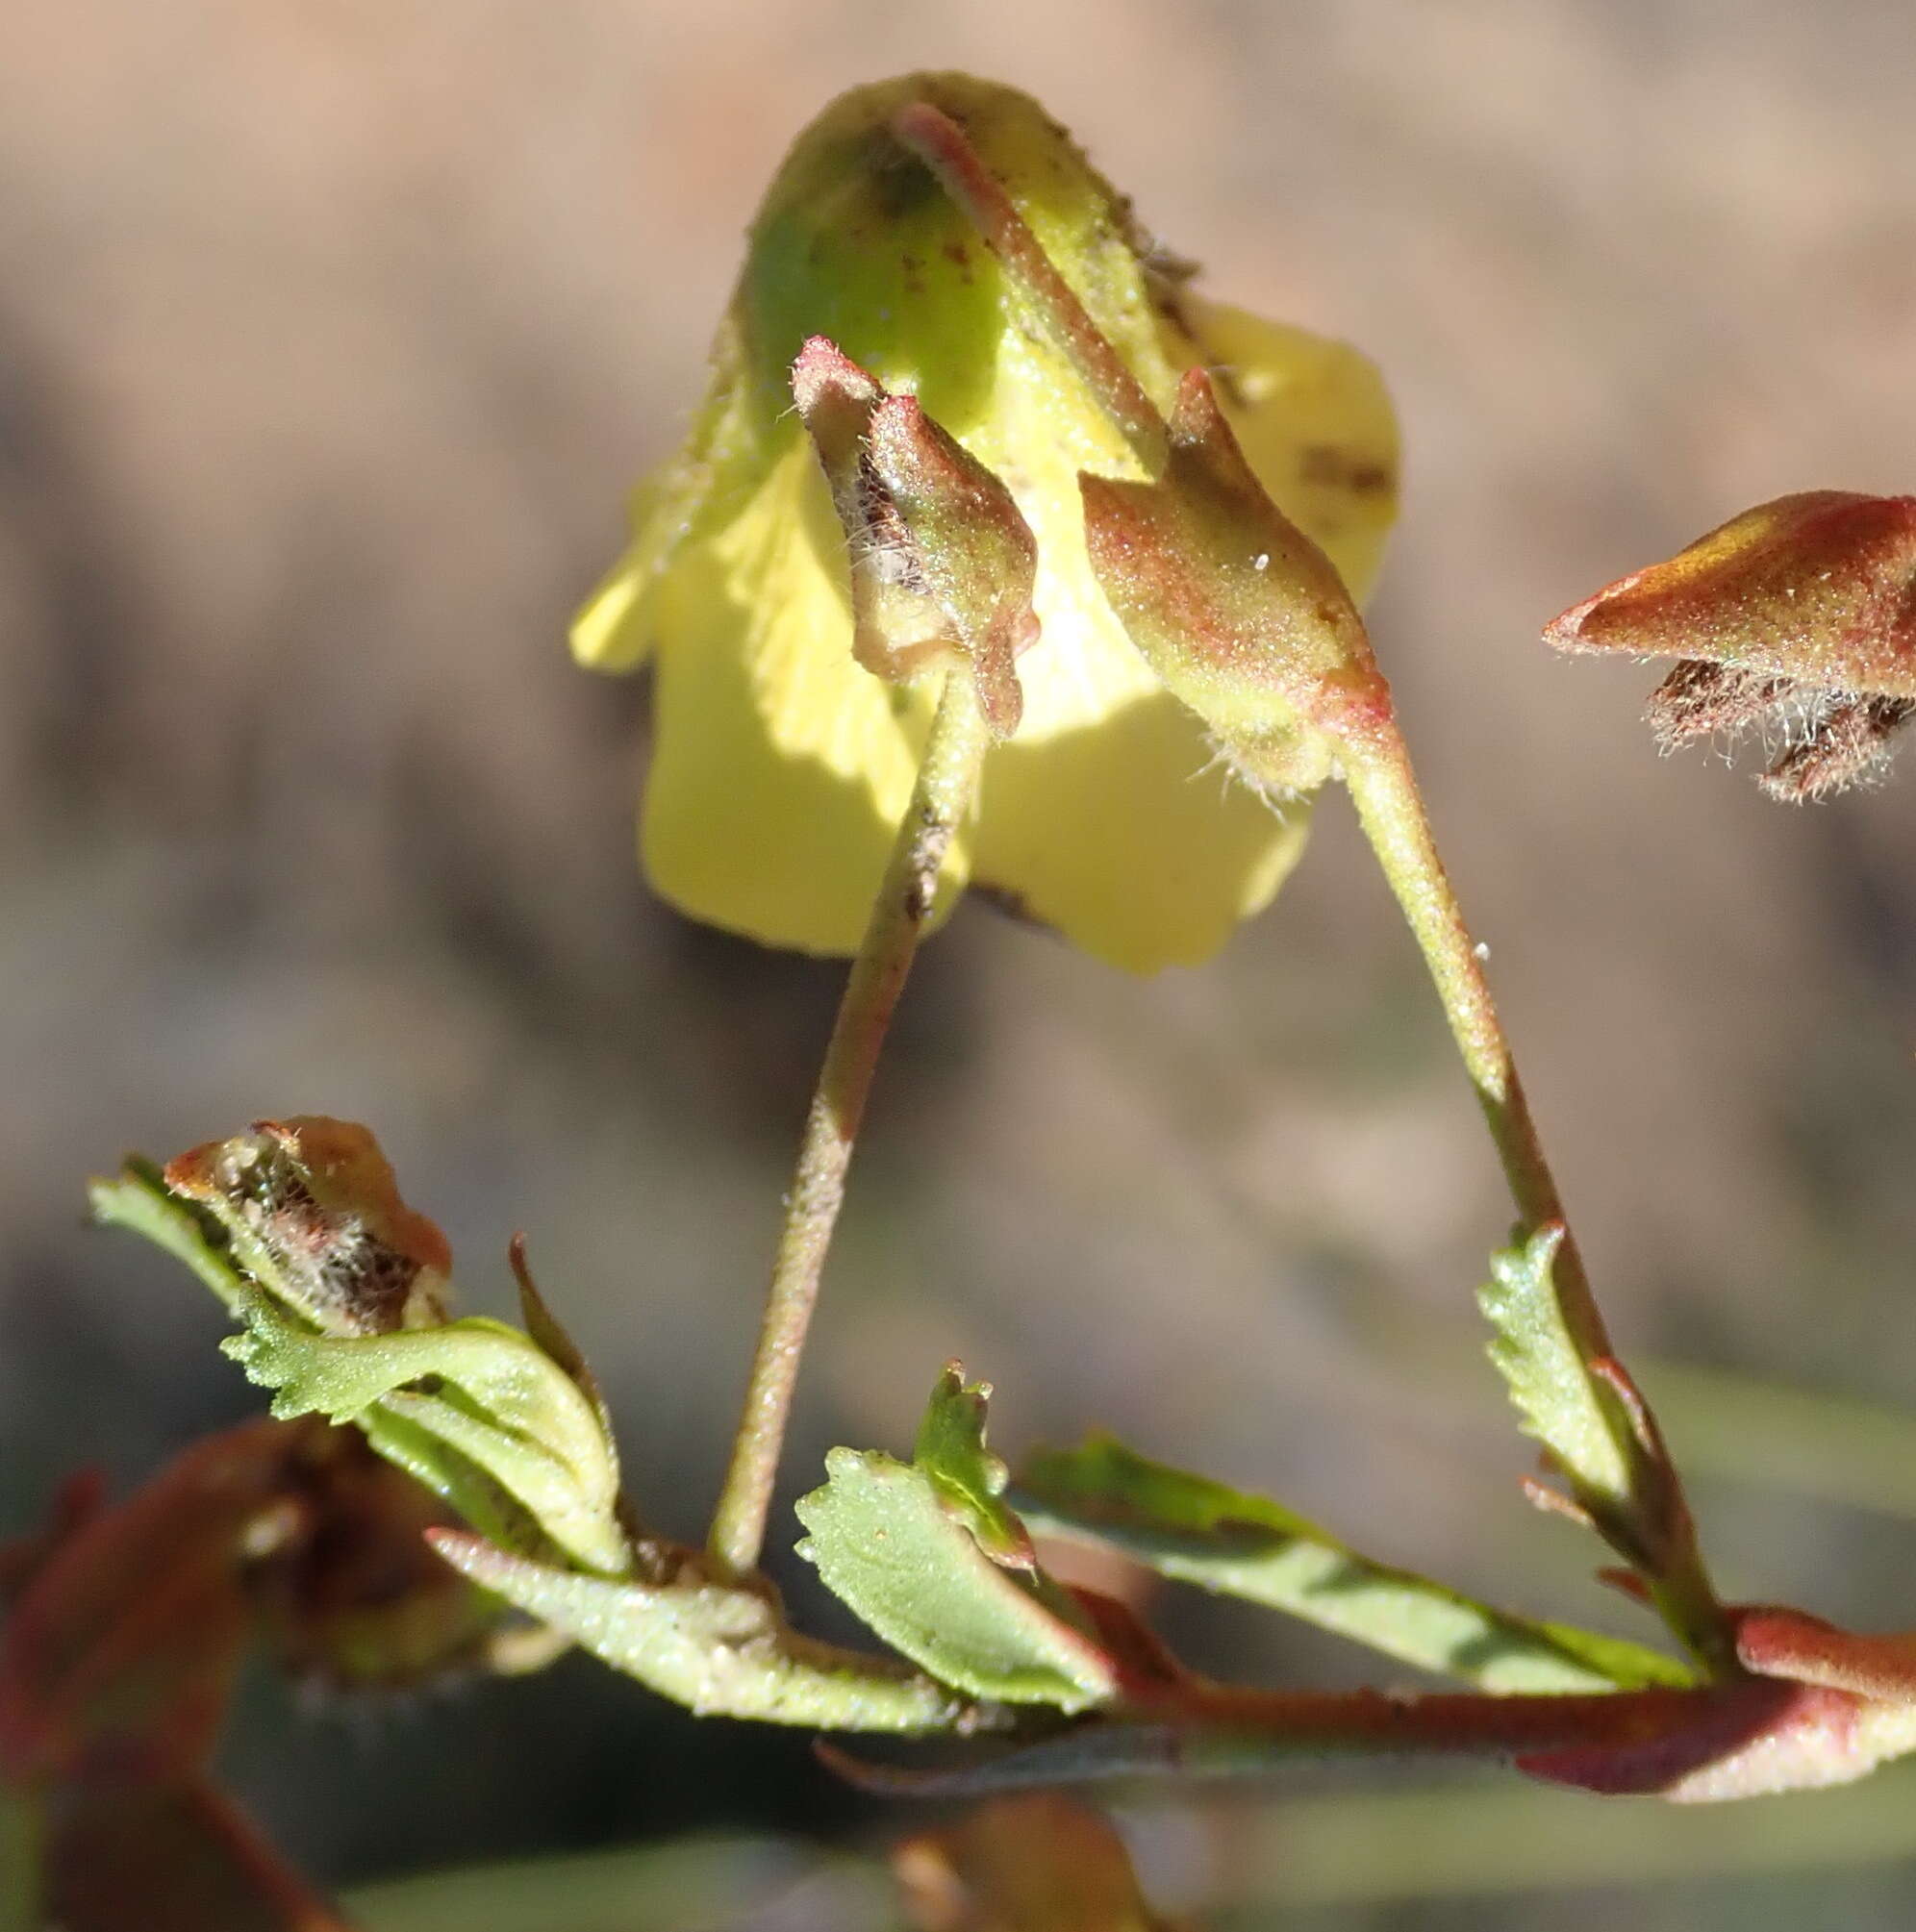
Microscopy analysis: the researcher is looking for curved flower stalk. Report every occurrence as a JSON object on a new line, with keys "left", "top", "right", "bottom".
{"left": 574, "top": 70, "right": 1398, "bottom": 972}
{"left": 1049, "top": 242, "right": 1728, "bottom": 1660}
{"left": 1544, "top": 490, "right": 1916, "bottom": 799}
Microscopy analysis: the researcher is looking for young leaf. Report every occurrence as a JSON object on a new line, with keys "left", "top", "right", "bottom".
{"left": 88, "top": 1164, "right": 249, "bottom": 1319}
{"left": 222, "top": 1299, "right": 629, "bottom": 1577}
{"left": 1478, "top": 1225, "right": 1635, "bottom": 1518}
{"left": 913, "top": 1364, "right": 1037, "bottom": 1571}
{"left": 426, "top": 1533, "right": 969, "bottom": 1734}
{"left": 797, "top": 1449, "right": 1117, "bottom": 1711}
{"left": 1016, "top": 1435, "right": 1688, "bottom": 1693}
{"left": 796, "top": 1369, "right": 1118, "bottom": 1712}
{"left": 93, "top": 1145, "right": 632, "bottom": 1580}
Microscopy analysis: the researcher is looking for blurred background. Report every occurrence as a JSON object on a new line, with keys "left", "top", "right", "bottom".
{"left": 8, "top": 0, "right": 1916, "bottom": 1922}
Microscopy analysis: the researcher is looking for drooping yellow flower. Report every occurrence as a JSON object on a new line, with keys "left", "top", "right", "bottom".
{"left": 574, "top": 72, "right": 1399, "bottom": 972}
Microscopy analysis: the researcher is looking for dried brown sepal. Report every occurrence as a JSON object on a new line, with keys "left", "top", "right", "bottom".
{"left": 0, "top": 1423, "right": 292, "bottom": 1783}
{"left": 1645, "top": 661, "right": 1787, "bottom": 751}
{"left": 0, "top": 1418, "right": 502, "bottom": 1785}
{"left": 164, "top": 1117, "right": 449, "bottom": 1335}
{"left": 1758, "top": 693, "right": 1916, "bottom": 802}
{"left": 1, "top": 1423, "right": 485, "bottom": 1930}
{"left": 791, "top": 335, "right": 1037, "bottom": 737}
{"left": 1546, "top": 490, "right": 1916, "bottom": 799}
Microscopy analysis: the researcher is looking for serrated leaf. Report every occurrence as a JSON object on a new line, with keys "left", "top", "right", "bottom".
{"left": 1016, "top": 1435, "right": 1689, "bottom": 1693}
{"left": 913, "top": 1364, "right": 1036, "bottom": 1570}
{"left": 221, "top": 1298, "right": 628, "bottom": 1576}
{"left": 427, "top": 1533, "right": 968, "bottom": 1734}
{"left": 88, "top": 1165, "right": 249, "bottom": 1318}
{"left": 1478, "top": 1225, "right": 1634, "bottom": 1511}
{"left": 796, "top": 1447, "right": 1117, "bottom": 1712}
{"left": 510, "top": 1240, "right": 618, "bottom": 1449}
{"left": 95, "top": 1151, "right": 631, "bottom": 1580}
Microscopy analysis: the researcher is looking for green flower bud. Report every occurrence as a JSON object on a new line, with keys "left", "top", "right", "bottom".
{"left": 1079, "top": 367, "right": 1394, "bottom": 796}
{"left": 791, "top": 337, "right": 1037, "bottom": 737}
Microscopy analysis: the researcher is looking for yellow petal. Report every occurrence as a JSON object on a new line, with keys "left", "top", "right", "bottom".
{"left": 571, "top": 532, "right": 653, "bottom": 672}
{"left": 639, "top": 439, "right": 971, "bottom": 954}
{"left": 971, "top": 691, "right": 1311, "bottom": 973}
{"left": 1187, "top": 296, "right": 1399, "bottom": 606}
{"left": 571, "top": 314, "right": 761, "bottom": 676}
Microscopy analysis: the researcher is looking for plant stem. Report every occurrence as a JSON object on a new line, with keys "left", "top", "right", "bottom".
{"left": 895, "top": 74, "right": 1736, "bottom": 1674}
{"left": 825, "top": 1672, "right": 1797, "bottom": 1795}
{"left": 1127, "top": 1673, "right": 1777, "bottom": 1762}
{"left": 706, "top": 674, "right": 991, "bottom": 1583}
{"left": 1342, "top": 726, "right": 1733, "bottom": 1673}
{"left": 1341, "top": 739, "right": 1603, "bottom": 1348}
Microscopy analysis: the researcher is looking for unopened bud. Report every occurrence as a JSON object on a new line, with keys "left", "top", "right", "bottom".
{"left": 1545, "top": 491, "right": 1916, "bottom": 800}
{"left": 1079, "top": 368, "right": 1393, "bottom": 796}
{"left": 793, "top": 336, "right": 1037, "bottom": 735}
{"left": 164, "top": 1117, "right": 450, "bottom": 1336}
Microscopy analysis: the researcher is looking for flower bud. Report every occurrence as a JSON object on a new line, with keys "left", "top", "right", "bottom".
{"left": 1544, "top": 491, "right": 1916, "bottom": 800}
{"left": 1079, "top": 368, "right": 1393, "bottom": 795}
{"left": 792, "top": 337, "right": 1037, "bottom": 737}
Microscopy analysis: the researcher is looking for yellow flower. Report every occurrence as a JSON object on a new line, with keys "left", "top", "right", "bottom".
{"left": 574, "top": 72, "right": 1398, "bottom": 972}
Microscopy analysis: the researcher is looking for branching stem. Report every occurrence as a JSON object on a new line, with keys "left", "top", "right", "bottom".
{"left": 706, "top": 674, "right": 991, "bottom": 1583}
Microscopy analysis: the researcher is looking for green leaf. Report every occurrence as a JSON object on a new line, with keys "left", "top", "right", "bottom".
{"left": 796, "top": 1446, "right": 1117, "bottom": 1711}
{"left": 796, "top": 1370, "right": 1119, "bottom": 1712}
{"left": 1016, "top": 1435, "right": 1689, "bottom": 1693}
{"left": 88, "top": 1165, "right": 249, "bottom": 1318}
{"left": 222, "top": 1298, "right": 629, "bottom": 1576}
{"left": 913, "top": 1363, "right": 1036, "bottom": 1569}
{"left": 427, "top": 1533, "right": 968, "bottom": 1734}
{"left": 93, "top": 1154, "right": 631, "bottom": 1580}
{"left": 1478, "top": 1225, "right": 1634, "bottom": 1514}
